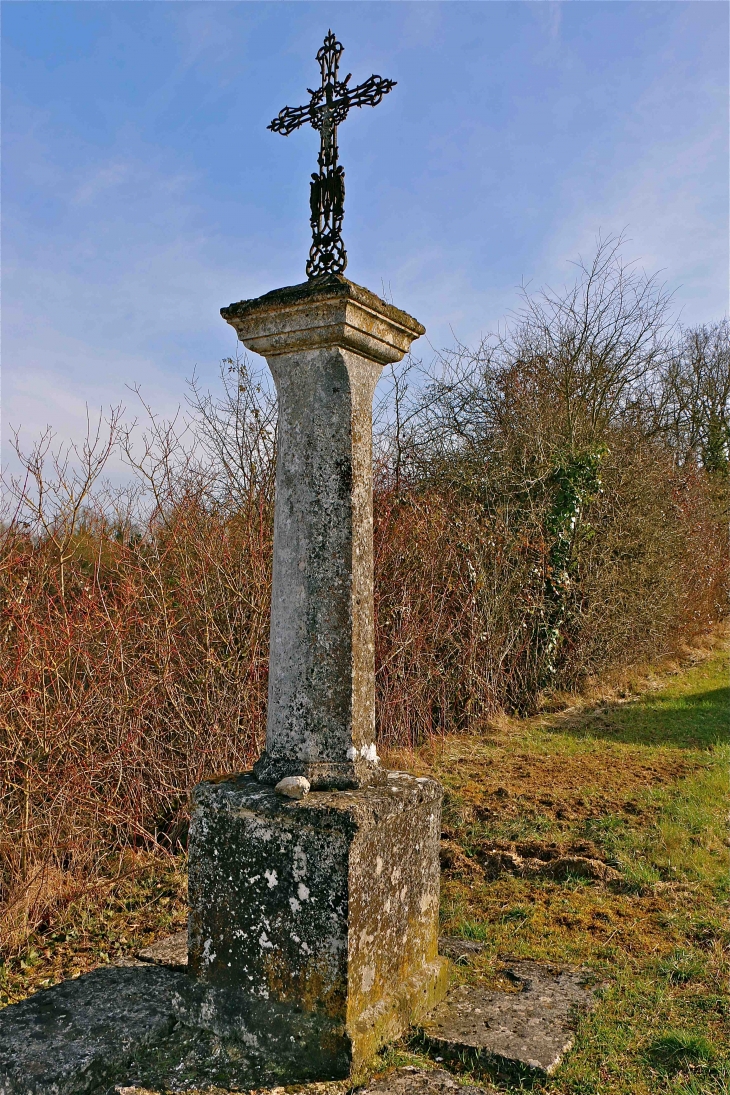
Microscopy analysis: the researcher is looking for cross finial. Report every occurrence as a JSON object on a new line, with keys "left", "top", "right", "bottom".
{"left": 269, "top": 33, "right": 396, "bottom": 279}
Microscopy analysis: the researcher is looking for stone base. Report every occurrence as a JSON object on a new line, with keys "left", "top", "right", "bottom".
{"left": 187, "top": 770, "right": 449, "bottom": 1080}
{"left": 0, "top": 950, "right": 598, "bottom": 1091}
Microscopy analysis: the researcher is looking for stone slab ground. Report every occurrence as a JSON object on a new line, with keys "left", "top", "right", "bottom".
{"left": 0, "top": 942, "right": 597, "bottom": 1093}
{"left": 114, "top": 1067, "right": 499, "bottom": 1095}
{"left": 135, "top": 934, "right": 600, "bottom": 1075}
{"left": 0, "top": 965, "right": 186, "bottom": 1095}
{"left": 421, "top": 961, "right": 600, "bottom": 1074}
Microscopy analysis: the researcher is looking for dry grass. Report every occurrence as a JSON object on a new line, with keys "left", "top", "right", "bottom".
{"left": 0, "top": 853, "right": 187, "bottom": 1007}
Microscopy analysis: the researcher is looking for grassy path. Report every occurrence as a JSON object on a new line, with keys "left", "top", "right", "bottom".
{"left": 2, "top": 636, "right": 728, "bottom": 1093}
{"left": 382, "top": 638, "right": 729, "bottom": 1094}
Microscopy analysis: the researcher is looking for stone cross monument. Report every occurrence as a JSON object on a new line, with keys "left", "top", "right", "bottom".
{"left": 186, "top": 33, "right": 447, "bottom": 1083}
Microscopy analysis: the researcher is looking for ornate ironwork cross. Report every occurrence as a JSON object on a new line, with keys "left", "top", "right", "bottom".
{"left": 269, "top": 31, "right": 396, "bottom": 280}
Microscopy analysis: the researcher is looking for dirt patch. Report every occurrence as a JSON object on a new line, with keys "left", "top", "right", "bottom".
{"left": 440, "top": 840, "right": 481, "bottom": 878}
{"left": 441, "top": 838, "right": 621, "bottom": 885}
{"left": 439, "top": 749, "right": 698, "bottom": 824}
{"left": 478, "top": 848, "right": 621, "bottom": 885}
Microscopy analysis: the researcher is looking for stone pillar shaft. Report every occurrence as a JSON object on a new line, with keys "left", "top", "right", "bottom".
{"left": 222, "top": 275, "right": 424, "bottom": 789}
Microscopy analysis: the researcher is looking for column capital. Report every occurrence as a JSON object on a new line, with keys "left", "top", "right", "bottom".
{"left": 221, "top": 274, "right": 425, "bottom": 365}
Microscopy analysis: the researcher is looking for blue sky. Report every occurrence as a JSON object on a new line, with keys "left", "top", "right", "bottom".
{"left": 2, "top": 1, "right": 728, "bottom": 468}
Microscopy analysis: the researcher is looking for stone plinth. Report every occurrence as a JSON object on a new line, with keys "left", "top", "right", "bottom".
{"left": 185, "top": 771, "right": 448, "bottom": 1080}
{"left": 221, "top": 275, "right": 424, "bottom": 790}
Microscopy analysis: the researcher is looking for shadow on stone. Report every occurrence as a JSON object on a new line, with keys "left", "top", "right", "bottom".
{"left": 0, "top": 965, "right": 188, "bottom": 1095}
{"left": 0, "top": 962, "right": 336, "bottom": 1093}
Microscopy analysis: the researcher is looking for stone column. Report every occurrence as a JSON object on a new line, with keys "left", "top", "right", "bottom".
{"left": 221, "top": 274, "right": 425, "bottom": 790}
{"left": 184, "top": 275, "right": 447, "bottom": 1082}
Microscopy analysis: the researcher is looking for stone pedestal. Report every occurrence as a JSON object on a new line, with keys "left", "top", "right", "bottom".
{"left": 184, "top": 275, "right": 447, "bottom": 1079}
{"left": 186, "top": 772, "right": 448, "bottom": 1080}
{"left": 221, "top": 275, "right": 425, "bottom": 790}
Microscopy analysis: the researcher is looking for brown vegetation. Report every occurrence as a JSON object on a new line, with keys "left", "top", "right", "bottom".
{"left": 1, "top": 236, "right": 727, "bottom": 952}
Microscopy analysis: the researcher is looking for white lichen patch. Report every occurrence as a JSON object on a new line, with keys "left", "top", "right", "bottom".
{"left": 361, "top": 964, "right": 376, "bottom": 992}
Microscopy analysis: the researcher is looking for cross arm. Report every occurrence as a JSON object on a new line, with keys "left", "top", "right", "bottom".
{"left": 343, "top": 74, "right": 396, "bottom": 111}
{"left": 269, "top": 102, "right": 311, "bottom": 136}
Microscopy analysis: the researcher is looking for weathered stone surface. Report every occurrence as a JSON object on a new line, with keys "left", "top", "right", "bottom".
{"left": 221, "top": 275, "right": 424, "bottom": 790}
{"left": 421, "top": 961, "right": 600, "bottom": 1074}
{"left": 138, "top": 931, "right": 188, "bottom": 970}
{"left": 0, "top": 965, "right": 186, "bottom": 1095}
{"left": 113, "top": 1065, "right": 498, "bottom": 1095}
{"left": 0, "top": 963, "right": 312, "bottom": 1092}
{"left": 221, "top": 275, "right": 425, "bottom": 367}
{"left": 187, "top": 771, "right": 448, "bottom": 1079}
{"left": 363, "top": 1066, "right": 497, "bottom": 1094}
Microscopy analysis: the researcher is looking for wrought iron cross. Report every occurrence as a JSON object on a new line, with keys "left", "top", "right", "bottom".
{"left": 269, "top": 31, "right": 396, "bottom": 280}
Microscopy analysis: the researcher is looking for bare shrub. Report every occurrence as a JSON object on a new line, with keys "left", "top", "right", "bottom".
{"left": 1, "top": 374, "right": 275, "bottom": 949}
{"left": 373, "top": 235, "right": 727, "bottom": 724}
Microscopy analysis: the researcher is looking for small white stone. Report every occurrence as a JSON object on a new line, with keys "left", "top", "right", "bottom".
{"left": 275, "top": 776, "right": 311, "bottom": 799}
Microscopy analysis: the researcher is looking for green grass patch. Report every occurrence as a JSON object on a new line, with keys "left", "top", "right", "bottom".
{"left": 657, "top": 950, "right": 708, "bottom": 985}
{"left": 646, "top": 1031, "right": 717, "bottom": 1073}
{"left": 557, "top": 650, "right": 729, "bottom": 750}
